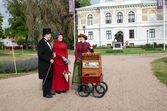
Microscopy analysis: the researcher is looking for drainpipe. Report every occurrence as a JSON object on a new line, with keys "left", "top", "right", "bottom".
{"left": 97, "top": 7, "right": 101, "bottom": 47}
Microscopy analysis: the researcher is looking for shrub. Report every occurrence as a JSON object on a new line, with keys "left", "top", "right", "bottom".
{"left": 157, "top": 43, "right": 164, "bottom": 47}
{"left": 106, "top": 50, "right": 123, "bottom": 53}
{"left": 145, "top": 43, "right": 151, "bottom": 48}
{"left": 126, "top": 45, "right": 131, "bottom": 48}
{"left": 1, "top": 61, "right": 15, "bottom": 73}
{"left": 92, "top": 44, "right": 97, "bottom": 48}
{"left": 95, "top": 46, "right": 110, "bottom": 49}
{"left": 153, "top": 42, "right": 157, "bottom": 47}
{"left": 0, "top": 42, "right": 3, "bottom": 49}
{"left": 0, "top": 58, "right": 38, "bottom": 74}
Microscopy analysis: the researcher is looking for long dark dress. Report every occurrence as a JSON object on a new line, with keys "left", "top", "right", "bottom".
{"left": 51, "top": 41, "right": 69, "bottom": 91}
{"left": 72, "top": 41, "right": 94, "bottom": 86}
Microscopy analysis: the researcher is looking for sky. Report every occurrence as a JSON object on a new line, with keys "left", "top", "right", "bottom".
{"left": 0, "top": 0, "right": 101, "bottom": 29}
{"left": 91, "top": 0, "right": 100, "bottom": 4}
{"left": 0, "top": 0, "right": 9, "bottom": 29}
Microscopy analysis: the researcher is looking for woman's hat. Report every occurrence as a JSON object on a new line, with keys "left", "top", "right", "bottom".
{"left": 54, "top": 31, "right": 63, "bottom": 39}
{"left": 43, "top": 28, "right": 52, "bottom": 35}
{"left": 78, "top": 33, "right": 87, "bottom": 40}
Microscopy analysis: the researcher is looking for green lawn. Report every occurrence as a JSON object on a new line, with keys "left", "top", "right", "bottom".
{"left": 151, "top": 57, "right": 167, "bottom": 85}
{"left": 1, "top": 47, "right": 167, "bottom": 55}
{"left": 105, "top": 48, "right": 167, "bottom": 54}
{"left": 69, "top": 47, "right": 167, "bottom": 55}
{"left": 0, "top": 50, "right": 37, "bottom": 61}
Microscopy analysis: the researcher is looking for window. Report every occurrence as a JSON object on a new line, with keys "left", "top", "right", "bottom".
{"left": 117, "top": 12, "right": 123, "bottom": 23}
{"left": 148, "top": 10, "right": 156, "bottom": 22}
{"left": 105, "top": 13, "right": 112, "bottom": 24}
{"left": 106, "top": 30, "right": 112, "bottom": 39}
{"left": 129, "top": 30, "right": 134, "bottom": 39}
{"left": 87, "top": 14, "right": 93, "bottom": 25}
{"left": 149, "top": 29, "right": 155, "bottom": 38}
{"left": 88, "top": 31, "right": 93, "bottom": 40}
{"left": 128, "top": 11, "right": 135, "bottom": 22}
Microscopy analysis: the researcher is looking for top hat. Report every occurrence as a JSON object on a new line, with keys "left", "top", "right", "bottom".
{"left": 54, "top": 31, "right": 63, "bottom": 39}
{"left": 78, "top": 33, "right": 87, "bottom": 40}
{"left": 43, "top": 28, "right": 52, "bottom": 35}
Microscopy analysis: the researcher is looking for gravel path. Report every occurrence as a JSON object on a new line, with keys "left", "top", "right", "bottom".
{"left": 0, "top": 54, "right": 167, "bottom": 111}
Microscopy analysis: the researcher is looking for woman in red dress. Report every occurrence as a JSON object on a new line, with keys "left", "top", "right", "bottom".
{"left": 51, "top": 32, "right": 69, "bottom": 94}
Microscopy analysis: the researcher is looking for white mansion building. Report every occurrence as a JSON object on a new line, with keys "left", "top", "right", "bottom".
{"left": 76, "top": 0, "right": 167, "bottom": 47}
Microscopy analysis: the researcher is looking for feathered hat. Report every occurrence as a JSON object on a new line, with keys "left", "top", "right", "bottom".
{"left": 54, "top": 31, "right": 63, "bottom": 39}
{"left": 78, "top": 33, "right": 87, "bottom": 40}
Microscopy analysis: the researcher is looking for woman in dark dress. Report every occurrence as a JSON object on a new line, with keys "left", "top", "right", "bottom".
{"left": 51, "top": 32, "right": 70, "bottom": 94}
{"left": 72, "top": 33, "right": 94, "bottom": 86}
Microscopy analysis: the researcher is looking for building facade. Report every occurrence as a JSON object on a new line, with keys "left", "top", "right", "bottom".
{"left": 76, "top": 0, "right": 167, "bottom": 47}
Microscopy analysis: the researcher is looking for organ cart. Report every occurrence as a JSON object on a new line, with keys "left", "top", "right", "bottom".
{"left": 77, "top": 53, "right": 108, "bottom": 98}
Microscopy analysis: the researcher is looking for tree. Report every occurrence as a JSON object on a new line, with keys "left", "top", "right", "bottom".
{"left": 3, "top": 0, "right": 91, "bottom": 48}
{"left": 3, "top": 0, "right": 28, "bottom": 38}
{"left": 76, "top": 0, "right": 91, "bottom": 7}
{"left": 0, "top": 13, "right": 4, "bottom": 38}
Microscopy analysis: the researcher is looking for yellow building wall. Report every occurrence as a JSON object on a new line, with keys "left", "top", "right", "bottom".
{"left": 142, "top": 8, "right": 164, "bottom": 21}
{"left": 157, "top": 14, "right": 163, "bottom": 20}
{"left": 126, "top": 9, "right": 136, "bottom": 12}
{"left": 80, "top": 12, "right": 99, "bottom": 24}
{"left": 103, "top": 10, "right": 113, "bottom": 14}
{"left": 81, "top": 19, "right": 86, "bottom": 24}
{"left": 80, "top": 7, "right": 164, "bottom": 24}
{"left": 156, "top": 9, "right": 163, "bottom": 13}
{"left": 142, "top": 8, "right": 150, "bottom": 14}
{"left": 115, "top": 10, "right": 125, "bottom": 13}
{"left": 142, "top": 16, "right": 148, "bottom": 21}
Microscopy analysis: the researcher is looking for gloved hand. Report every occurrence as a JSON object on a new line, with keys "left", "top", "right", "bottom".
{"left": 62, "top": 57, "right": 68, "bottom": 64}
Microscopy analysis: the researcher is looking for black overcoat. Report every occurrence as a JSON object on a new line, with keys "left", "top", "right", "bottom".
{"left": 38, "top": 38, "right": 53, "bottom": 79}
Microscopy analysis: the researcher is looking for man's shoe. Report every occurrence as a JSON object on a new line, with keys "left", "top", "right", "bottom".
{"left": 50, "top": 91, "right": 56, "bottom": 95}
{"left": 43, "top": 94, "right": 53, "bottom": 98}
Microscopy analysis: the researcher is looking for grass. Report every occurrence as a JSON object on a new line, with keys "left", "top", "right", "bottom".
{"left": 151, "top": 57, "right": 167, "bottom": 86}
{"left": 13, "top": 49, "right": 37, "bottom": 54}
{"left": 105, "top": 48, "right": 167, "bottom": 55}
{"left": 0, "top": 51, "right": 37, "bottom": 61}
{"left": 0, "top": 70, "right": 38, "bottom": 80}
{"left": 70, "top": 48, "right": 167, "bottom": 55}
{"left": 1, "top": 47, "right": 167, "bottom": 56}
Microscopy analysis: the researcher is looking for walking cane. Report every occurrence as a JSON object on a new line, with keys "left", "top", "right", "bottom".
{"left": 43, "top": 63, "right": 52, "bottom": 85}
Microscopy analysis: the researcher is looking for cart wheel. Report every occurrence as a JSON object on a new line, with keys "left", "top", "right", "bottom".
{"left": 101, "top": 82, "right": 108, "bottom": 92}
{"left": 92, "top": 84, "right": 106, "bottom": 98}
{"left": 77, "top": 84, "right": 91, "bottom": 97}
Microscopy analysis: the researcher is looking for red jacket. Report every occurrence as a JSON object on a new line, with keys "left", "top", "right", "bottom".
{"left": 75, "top": 41, "right": 94, "bottom": 62}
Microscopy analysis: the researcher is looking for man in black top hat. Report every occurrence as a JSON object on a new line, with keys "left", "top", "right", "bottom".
{"left": 38, "top": 28, "right": 54, "bottom": 98}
